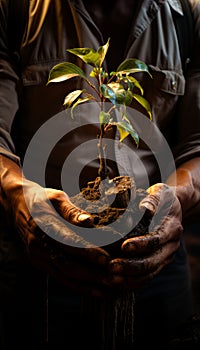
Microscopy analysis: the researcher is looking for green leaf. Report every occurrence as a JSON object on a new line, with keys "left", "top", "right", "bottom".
{"left": 133, "top": 94, "right": 152, "bottom": 120}
{"left": 67, "top": 48, "right": 100, "bottom": 67}
{"left": 67, "top": 39, "right": 110, "bottom": 68}
{"left": 116, "top": 58, "right": 152, "bottom": 77}
{"left": 100, "top": 83, "right": 133, "bottom": 106}
{"left": 70, "top": 97, "right": 92, "bottom": 118}
{"left": 100, "top": 84, "right": 116, "bottom": 104}
{"left": 121, "top": 76, "right": 144, "bottom": 95}
{"left": 117, "top": 90, "right": 133, "bottom": 106}
{"left": 63, "top": 89, "right": 84, "bottom": 108}
{"left": 99, "top": 111, "right": 111, "bottom": 126}
{"left": 47, "top": 62, "right": 87, "bottom": 83}
{"left": 107, "top": 82, "right": 124, "bottom": 91}
{"left": 90, "top": 67, "right": 108, "bottom": 80}
{"left": 115, "top": 121, "right": 139, "bottom": 145}
{"left": 107, "top": 83, "right": 133, "bottom": 106}
{"left": 90, "top": 67, "right": 99, "bottom": 78}
{"left": 97, "top": 38, "right": 110, "bottom": 67}
{"left": 117, "top": 125, "right": 129, "bottom": 142}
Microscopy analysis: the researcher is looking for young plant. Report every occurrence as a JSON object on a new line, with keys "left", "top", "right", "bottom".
{"left": 47, "top": 38, "right": 152, "bottom": 181}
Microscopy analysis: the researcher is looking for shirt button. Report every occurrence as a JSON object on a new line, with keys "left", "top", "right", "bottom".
{"left": 171, "top": 80, "right": 177, "bottom": 91}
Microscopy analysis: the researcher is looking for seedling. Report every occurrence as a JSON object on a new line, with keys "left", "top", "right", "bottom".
{"left": 47, "top": 38, "right": 152, "bottom": 181}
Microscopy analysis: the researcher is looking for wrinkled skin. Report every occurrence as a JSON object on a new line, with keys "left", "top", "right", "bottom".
{"left": 1, "top": 156, "right": 200, "bottom": 296}
{"left": 0, "top": 156, "right": 112, "bottom": 297}
{"left": 108, "top": 183, "right": 183, "bottom": 289}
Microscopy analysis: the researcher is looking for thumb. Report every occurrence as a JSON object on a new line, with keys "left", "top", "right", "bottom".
{"left": 139, "top": 198, "right": 156, "bottom": 217}
{"left": 138, "top": 185, "right": 161, "bottom": 217}
{"left": 46, "top": 189, "right": 94, "bottom": 227}
{"left": 59, "top": 200, "right": 94, "bottom": 227}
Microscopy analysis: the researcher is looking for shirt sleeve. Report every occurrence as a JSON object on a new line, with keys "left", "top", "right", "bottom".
{"left": 0, "top": 0, "right": 21, "bottom": 165}
{"left": 173, "top": 1, "right": 200, "bottom": 166}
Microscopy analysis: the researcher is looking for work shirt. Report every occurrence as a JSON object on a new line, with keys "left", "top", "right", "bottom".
{"left": 0, "top": 0, "right": 200, "bottom": 186}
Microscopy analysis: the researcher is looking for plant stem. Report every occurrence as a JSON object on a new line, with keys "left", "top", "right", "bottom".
{"left": 98, "top": 124, "right": 108, "bottom": 180}
{"left": 86, "top": 78, "right": 100, "bottom": 97}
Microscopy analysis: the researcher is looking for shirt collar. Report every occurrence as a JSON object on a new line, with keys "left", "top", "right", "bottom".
{"left": 167, "top": 0, "right": 184, "bottom": 15}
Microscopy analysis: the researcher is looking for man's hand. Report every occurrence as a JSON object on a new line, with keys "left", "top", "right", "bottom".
{"left": 0, "top": 156, "right": 112, "bottom": 297}
{"left": 107, "top": 183, "right": 183, "bottom": 289}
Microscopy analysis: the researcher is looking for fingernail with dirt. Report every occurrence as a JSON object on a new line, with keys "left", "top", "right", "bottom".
{"left": 139, "top": 201, "right": 155, "bottom": 214}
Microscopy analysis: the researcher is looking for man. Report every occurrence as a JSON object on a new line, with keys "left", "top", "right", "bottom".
{"left": 0, "top": 0, "right": 200, "bottom": 349}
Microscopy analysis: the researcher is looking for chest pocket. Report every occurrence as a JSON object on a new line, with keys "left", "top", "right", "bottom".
{"left": 144, "top": 65, "right": 185, "bottom": 129}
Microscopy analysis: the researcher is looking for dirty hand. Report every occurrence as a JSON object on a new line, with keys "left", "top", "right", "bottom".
{"left": 0, "top": 156, "right": 111, "bottom": 297}
{"left": 107, "top": 183, "right": 183, "bottom": 289}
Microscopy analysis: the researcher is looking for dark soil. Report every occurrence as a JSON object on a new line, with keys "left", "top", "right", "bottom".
{"left": 71, "top": 175, "right": 151, "bottom": 253}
